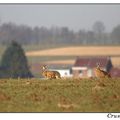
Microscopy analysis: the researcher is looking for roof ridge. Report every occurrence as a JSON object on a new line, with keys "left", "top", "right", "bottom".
{"left": 74, "top": 56, "right": 111, "bottom": 67}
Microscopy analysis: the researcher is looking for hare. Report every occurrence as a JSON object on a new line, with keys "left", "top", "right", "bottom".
{"left": 42, "top": 65, "right": 61, "bottom": 79}
{"left": 94, "top": 63, "right": 111, "bottom": 78}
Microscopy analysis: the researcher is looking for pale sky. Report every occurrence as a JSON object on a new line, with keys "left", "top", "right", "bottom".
{"left": 0, "top": 4, "right": 120, "bottom": 32}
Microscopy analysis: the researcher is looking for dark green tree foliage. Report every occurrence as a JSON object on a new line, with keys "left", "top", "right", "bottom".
{"left": 0, "top": 41, "right": 33, "bottom": 78}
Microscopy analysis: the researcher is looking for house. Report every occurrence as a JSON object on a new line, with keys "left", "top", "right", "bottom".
{"left": 30, "top": 56, "right": 116, "bottom": 78}
{"left": 110, "top": 67, "right": 120, "bottom": 77}
{"left": 30, "top": 63, "right": 73, "bottom": 78}
{"left": 49, "top": 68, "right": 73, "bottom": 78}
{"left": 49, "top": 64, "right": 73, "bottom": 78}
{"left": 72, "top": 56, "right": 113, "bottom": 78}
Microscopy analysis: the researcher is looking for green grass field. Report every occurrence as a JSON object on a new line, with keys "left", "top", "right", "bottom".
{"left": 0, "top": 78, "right": 120, "bottom": 112}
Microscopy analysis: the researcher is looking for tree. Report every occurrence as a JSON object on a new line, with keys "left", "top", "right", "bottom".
{"left": 0, "top": 41, "right": 33, "bottom": 78}
{"left": 93, "top": 21, "right": 105, "bottom": 34}
{"left": 76, "top": 30, "right": 87, "bottom": 44}
{"left": 92, "top": 21, "right": 105, "bottom": 44}
{"left": 111, "top": 25, "right": 120, "bottom": 44}
{"left": 86, "top": 31, "right": 95, "bottom": 44}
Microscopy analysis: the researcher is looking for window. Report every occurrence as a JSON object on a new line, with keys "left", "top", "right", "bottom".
{"left": 79, "top": 70, "right": 83, "bottom": 76}
{"left": 64, "top": 72, "right": 67, "bottom": 75}
{"left": 70, "top": 69, "right": 72, "bottom": 74}
{"left": 79, "top": 70, "right": 82, "bottom": 74}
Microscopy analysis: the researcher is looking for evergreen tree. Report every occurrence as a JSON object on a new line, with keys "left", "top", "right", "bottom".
{"left": 0, "top": 41, "right": 33, "bottom": 78}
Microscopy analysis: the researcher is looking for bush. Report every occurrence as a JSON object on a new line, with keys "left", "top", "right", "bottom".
{"left": 0, "top": 41, "right": 33, "bottom": 78}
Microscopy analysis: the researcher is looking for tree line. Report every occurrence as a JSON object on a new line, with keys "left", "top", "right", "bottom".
{"left": 0, "top": 21, "right": 120, "bottom": 45}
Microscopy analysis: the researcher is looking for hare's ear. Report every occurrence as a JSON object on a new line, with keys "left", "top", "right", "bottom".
{"left": 96, "top": 62, "right": 100, "bottom": 68}
{"left": 42, "top": 65, "right": 46, "bottom": 70}
{"left": 43, "top": 65, "right": 47, "bottom": 69}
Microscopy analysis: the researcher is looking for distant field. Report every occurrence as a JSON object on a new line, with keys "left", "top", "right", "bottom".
{"left": 26, "top": 46, "right": 120, "bottom": 66}
{"left": 0, "top": 78, "right": 120, "bottom": 112}
{"left": 23, "top": 43, "right": 72, "bottom": 51}
{"left": 26, "top": 46, "right": 120, "bottom": 56}
{"left": 0, "top": 45, "right": 120, "bottom": 66}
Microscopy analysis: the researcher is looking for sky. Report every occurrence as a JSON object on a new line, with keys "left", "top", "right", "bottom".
{"left": 0, "top": 4, "right": 120, "bottom": 32}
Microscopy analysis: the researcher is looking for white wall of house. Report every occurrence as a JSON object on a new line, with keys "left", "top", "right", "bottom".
{"left": 72, "top": 67, "right": 87, "bottom": 70}
{"left": 87, "top": 69, "right": 92, "bottom": 77}
{"left": 72, "top": 67, "right": 87, "bottom": 78}
{"left": 50, "top": 69, "right": 72, "bottom": 77}
{"left": 72, "top": 67, "right": 94, "bottom": 78}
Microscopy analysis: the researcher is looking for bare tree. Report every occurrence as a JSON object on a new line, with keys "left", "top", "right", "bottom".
{"left": 93, "top": 21, "right": 105, "bottom": 34}
{"left": 92, "top": 21, "right": 105, "bottom": 44}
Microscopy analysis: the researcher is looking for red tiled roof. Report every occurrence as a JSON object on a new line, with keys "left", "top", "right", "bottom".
{"left": 110, "top": 67, "right": 120, "bottom": 77}
{"left": 74, "top": 56, "right": 111, "bottom": 68}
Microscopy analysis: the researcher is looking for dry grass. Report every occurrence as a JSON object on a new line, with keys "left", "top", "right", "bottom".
{"left": 0, "top": 91, "right": 11, "bottom": 101}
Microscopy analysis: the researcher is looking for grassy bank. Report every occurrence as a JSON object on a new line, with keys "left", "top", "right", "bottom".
{"left": 0, "top": 78, "right": 120, "bottom": 112}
